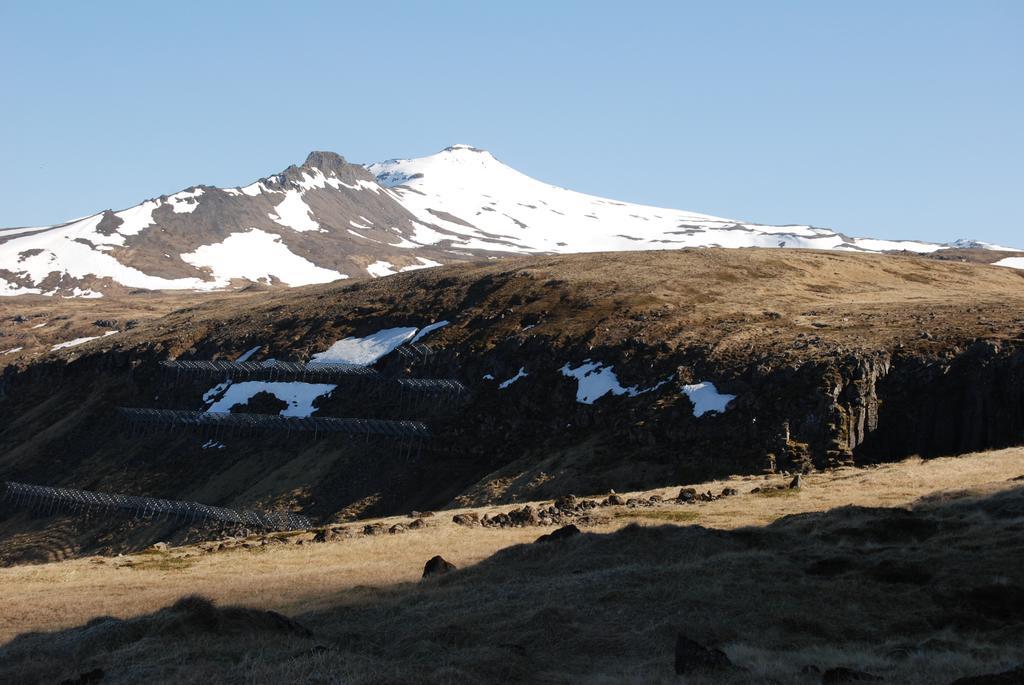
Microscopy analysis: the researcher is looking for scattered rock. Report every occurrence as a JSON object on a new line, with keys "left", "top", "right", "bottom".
{"left": 535, "top": 524, "right": 580, "bottom": 544}
{"left": 790, "top": 474, "right": 802, "bottom": 489}
{"left": 604, "top": 493, "right": 626, "bottom": 506}
{"left": 363, "top": 524, "right": 386, "bottom": 536}
{"left": 677, "top": 487, "right": 697, "bottom": 502}
{"left": 721, "top": 487, "right": 739, "bottom": 497}
{"left": 409, "top": 510, "right": 435, "bottom": 518}
{"left": 822, "top": 667, "right": 884, "bottom": 684}
{"left": 452, "top": 512, "right": 480, "bottom": 527}
{"left": 389, "top": 524, "right": 406, "bottom": 535}
{"left": 674, "top": 634, "right": 732, "bottom": 674}
{"left": 554, "top": 495, "right": 579, "bottom": 511}
{"left": 147, "top": 542, "right": 169, "bottom": 552}
{"left": 508, "top": 505, "right": 540, "bottom": 526}
{"left": 408, "top": 518, "right": 427, "bottom": 530}
{"left": 422, "top": 555, "right": 457, "bottom": 578}
{"left": 311, "top": 529, "right": 327, "bottom": 543}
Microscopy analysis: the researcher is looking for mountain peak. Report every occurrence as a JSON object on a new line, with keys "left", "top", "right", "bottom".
{"left": 443, "top": 144, "right": 487, "bottom": 154}
{"left": 302, "top": 150, "right": 350, "bottom": 172}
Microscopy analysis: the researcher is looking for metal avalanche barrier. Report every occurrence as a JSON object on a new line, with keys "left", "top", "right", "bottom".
{"left": 160, "top": 359, "right": 379, "bottom": 383}
{"left": 118, "top": 408, "right": 431, "bottom": 439}
{"left": 0, "top": 481, "right": 311, "bottom": 531}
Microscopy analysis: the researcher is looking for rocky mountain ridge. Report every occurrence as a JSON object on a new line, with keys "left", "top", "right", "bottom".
{"left": 3, "top": 146, "right": 1019, "bottom": 298}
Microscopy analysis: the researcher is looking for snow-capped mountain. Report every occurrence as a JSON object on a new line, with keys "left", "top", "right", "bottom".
{"left": 370, "top": 144, "right": 948, "bottom": 255}
{"left": 1, "top": 145, "right": 1017, "bottom": 298}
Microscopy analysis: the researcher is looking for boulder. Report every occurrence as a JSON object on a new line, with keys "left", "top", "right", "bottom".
{"left": 509, "top": 505, "right": 540, "bottom": 526}
{"left": 311, "top": 529, "right": 327, "bottom": 543}
{"left": 422, "top": 555, "right": 457, "bottom": 579}
{"left": 721, "top": 487, "right": 739, "bottom": 497}
{"left": 389, "top": 524, "right": 406, "bottom": 535}
{"left": 554, "top": 495, "right": 579, "bottom": 511}
{"left": 790, "top": 474, "right": 803, "bottom": 489}
{"left": 452, "top": 512, "right": 480, "bottom": 527}
{"left": 535, "top": 524, "right": 581, "bottom": 544}
{"left": 604, "top": 494, "right": 626, "bottom": 506}
{"left": 677, "top": 487, "right": 698, "bottom": 502}
{"left": 408, "top": 518, "right": 427, "bottom": 530}
{"left": 674, "top": 634, "right": 732, "bottom": 674}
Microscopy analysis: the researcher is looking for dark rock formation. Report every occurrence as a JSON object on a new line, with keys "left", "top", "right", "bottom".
{"left": 535, "top": 524, "right": 580, "bottom": 544}
{"left": 422, "top": 555, "right": 456, "bottom": 578}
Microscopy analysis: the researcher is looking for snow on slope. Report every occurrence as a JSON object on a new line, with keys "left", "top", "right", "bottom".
{"left": 180, "top": 229, "right": 347, "bottom": 286}
{"left": 993, "top": 257, "right": 1024, "bottom": 270}
{"left": 0, "top": 213, "right": 214, "bottom": 295}
{"left": 369, "top": 145, "right": 944, "bottom": 255}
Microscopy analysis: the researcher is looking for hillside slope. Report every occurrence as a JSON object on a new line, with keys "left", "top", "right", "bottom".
{"left": 1, "top": 249, "right": 1023, "bottom": 560}
{"left": 1, "top": 449, "right": 1022, "bottom": 684}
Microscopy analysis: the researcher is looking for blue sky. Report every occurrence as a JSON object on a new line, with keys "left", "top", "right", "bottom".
{"left": 1, "top": 1, "right": 1021, "bottom": 245}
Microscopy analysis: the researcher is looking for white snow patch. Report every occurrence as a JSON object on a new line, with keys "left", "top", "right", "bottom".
{"left": 993, "top": 257, "right": 1024, "bottom": 270}
{"left": 366, "top": 257, "right": 442, "bottom": 277}
{"left": 681, "top": 382, "right": 735, "bottom": 417}
{"left": 411, "top": 320, "right": 449, "bottom": 343}
{"left": 51, "top": 330, "right": 117, "bottom": 351}
{"left": 498, "top": 367, "right": 528, "bottom": 389}
{"left": 203, "top": 380, "right": 233, "bottom": 404}
{"left": 31, "top": 322, "right": 47, "bottom": 329}
{"left": 0, "top": 277, "right": 42, "bottom": 296}
{"left": 114, "top": 199, "right": 161, "bottom": 235}
{"left": 166, "top": 188, "right": 203, "bottom": 214}
{"left": 180, "top": 228, "right": 347, "bottom": 287}
{"left": 206, "top": 381, "right": 336, "bottom": 418}
{"left": 309, "top": 327, "right": 418, "bottom": 366}
{"left": 482, "top": 373, "right": 495, "bottom": 380}
{"left": 269, "top": 190, "right": 322, "bottom": 232}
{"left": 560, "top": 361, "right": 639, "bottom": 403}
{"left": 64, "top": 287, "right": 103, "bottom": 299}
{"left": 2, "top": 347, "right": 22, "bottom": 355}
{"left": 366, "top": 260, "right": 397, "bottom": 278}
{"left": 236, "top": 346, "right": 261, "bottom": 362}
{"left": 201, "top": 439, "right": 226, "bottom": 449}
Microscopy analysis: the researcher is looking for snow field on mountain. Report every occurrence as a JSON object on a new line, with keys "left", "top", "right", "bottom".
{"left": 993, "top": 257, "right": 1024, "bottom": 270}
{"left": 180, "top": 229, "right": 348, "bottom": 287}
{"left": 0, "top": 214, "right": 215, "bottom": 295}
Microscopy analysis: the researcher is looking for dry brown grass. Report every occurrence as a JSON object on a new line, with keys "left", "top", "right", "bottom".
{"left": 0, "top": 448, "right": 1022, "bottom": 683}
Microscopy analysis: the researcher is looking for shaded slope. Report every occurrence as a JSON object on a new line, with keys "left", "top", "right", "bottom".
{"left": 1, "top": 249, "right": 1023, "bottom": 558}
{"left": 2, "top": 474, "right": 1022, "bottom": 684}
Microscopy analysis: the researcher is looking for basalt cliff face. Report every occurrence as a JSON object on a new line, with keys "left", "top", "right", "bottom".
{"left": 1, "top": 249, "right": 1023, "bottom": 561}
